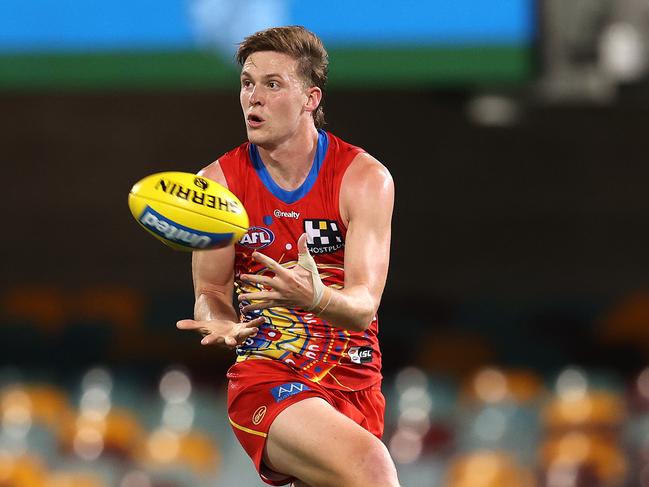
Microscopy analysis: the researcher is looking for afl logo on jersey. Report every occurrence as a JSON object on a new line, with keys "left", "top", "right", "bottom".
{"left": 239, "top": 226, "right": 275, "bottom": 250}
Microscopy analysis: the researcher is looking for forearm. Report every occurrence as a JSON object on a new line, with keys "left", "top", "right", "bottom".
{"left": 315, "top": 285, "right": 377, "bottom": 332}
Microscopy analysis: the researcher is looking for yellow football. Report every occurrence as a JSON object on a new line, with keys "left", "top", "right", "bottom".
{"left": 128, "top": 171, "right": 248, "bottom": 251}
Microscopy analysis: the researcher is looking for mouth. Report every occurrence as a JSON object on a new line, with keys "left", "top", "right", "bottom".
{"left": 247, "top": 113, "right": 265, "bottom": 128}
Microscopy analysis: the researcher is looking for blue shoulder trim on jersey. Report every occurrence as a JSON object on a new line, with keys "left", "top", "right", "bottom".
{"left": 249, "top": 129, "right": 329, "bottom": 204}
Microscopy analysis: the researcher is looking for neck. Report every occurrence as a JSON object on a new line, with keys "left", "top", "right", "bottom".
{"left": 257, "top": 126, "right": 320, "bottom": 191}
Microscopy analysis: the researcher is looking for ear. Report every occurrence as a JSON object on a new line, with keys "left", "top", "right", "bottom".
{"left": 304, "top": 86, "right": 322, "bottom": 114}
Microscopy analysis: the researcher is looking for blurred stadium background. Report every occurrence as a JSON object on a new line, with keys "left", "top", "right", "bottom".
{"left": 2, "top": 0, "right": 649, "bottom": 486}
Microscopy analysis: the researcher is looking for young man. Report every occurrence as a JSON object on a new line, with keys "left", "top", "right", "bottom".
{"left": 177, "top": 26, "right": 399, "bottom": 487}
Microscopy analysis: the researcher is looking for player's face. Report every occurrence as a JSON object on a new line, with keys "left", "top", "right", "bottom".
{"left": 240, "top": 51, "right": 313, "bottom": 147}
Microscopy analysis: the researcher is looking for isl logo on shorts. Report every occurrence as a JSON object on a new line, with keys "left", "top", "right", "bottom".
{"left": 270, "top": 382, "right": 310, "bottom": 403}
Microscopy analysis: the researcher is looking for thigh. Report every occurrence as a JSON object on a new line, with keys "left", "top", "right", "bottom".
{"left": 227, "top": 361, "right": 328, "bottom": 485}
{"left": 264, "top": 397, "right": 397, "bottom": 487}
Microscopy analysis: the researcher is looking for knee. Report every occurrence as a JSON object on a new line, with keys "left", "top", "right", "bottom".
{"left": 343, "top": 440, "right": 400, "bottom": 487}
{"left": 293, "top": 438, "right": 399, "bottom": 487}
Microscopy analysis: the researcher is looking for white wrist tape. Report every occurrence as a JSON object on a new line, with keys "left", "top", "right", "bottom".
{"left": 298, "top": 250, "right": 325, "bottom": 310}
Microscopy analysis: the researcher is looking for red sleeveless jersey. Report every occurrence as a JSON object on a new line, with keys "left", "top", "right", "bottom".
{"left": 217, "top": 130, "right": 382, "bottom": 391}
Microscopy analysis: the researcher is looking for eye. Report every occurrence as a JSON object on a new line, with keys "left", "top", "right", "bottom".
{"left": 268, "top": 81, "right": 279, "bottom": 89}
{"left": 241, "top": 79, "right": 252, "bottom": 88}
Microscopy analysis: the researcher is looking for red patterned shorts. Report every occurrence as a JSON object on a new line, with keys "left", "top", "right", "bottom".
{"left": 226, "top": 359, "right": 385, "bottom": 486}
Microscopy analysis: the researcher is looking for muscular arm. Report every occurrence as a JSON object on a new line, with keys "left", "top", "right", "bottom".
{"left": 192, "top": 162, "right": 237, "bottom": 322}
{"left": 177, "top": 161, "right": 263, "bottom": 347}
{"left": 192, "top": 243, "right": 237, "bottom": 322}
{"left": 317, "top": 153, "right": 394, "bottom": 331}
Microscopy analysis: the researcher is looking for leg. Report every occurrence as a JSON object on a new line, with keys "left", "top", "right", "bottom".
{"left": 264, "top": 397, "right": 400, "bottom": 487}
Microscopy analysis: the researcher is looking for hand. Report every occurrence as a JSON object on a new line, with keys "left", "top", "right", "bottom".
{"left": 176, "top": 316, "right": 264, "bottom": 348}
{"left": 238, "top": 234, "right": 320, "bottom": 313}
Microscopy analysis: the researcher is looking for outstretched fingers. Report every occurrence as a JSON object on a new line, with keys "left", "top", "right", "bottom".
{"left": 240, "top": 273, "right": 275, "bottom": 287}
{"left": 241, "top": 300, "right": 277, "bottom": 313}
{"left": 224, "top": 317, "right": 264, "bottom": 346}
{"left": 239, "top": 316, "right": 266, "bottom": 332}
{"left": 201, "top": 330, "right": 256, "bottom": 346}
{"left": 176, "top": 319, "right": 200, "bottom": 330}
{"left": 251, "top": 251, "right": 288, "bottom": 275}
{"left": 200, "top": 317, "right": 264, "bottom": 346}
{"left": 177, "top": 316, "right": 265, "bottom": 348}
{"left": 238, "top": 290, "right": 280, "bottom": 303}
{"left": 297, "top": 233, "right": 309, "bottom": 255}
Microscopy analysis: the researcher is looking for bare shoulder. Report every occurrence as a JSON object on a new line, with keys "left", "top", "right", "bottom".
{"left": 342, "top": 152, "right": 393, "bottom": 199}
{"left": 340, "top": 152, "right": 394, "bottom": 224}
{"left": 344, "top": 152, "right": 392, "bottom": 186}
{"left": 198, "top": 159, "right": 228, "bottom": 188}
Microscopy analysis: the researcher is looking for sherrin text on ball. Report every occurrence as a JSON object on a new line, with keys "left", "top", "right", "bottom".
{"left": 128, "top": 171, "right": 249, "bottom": 251}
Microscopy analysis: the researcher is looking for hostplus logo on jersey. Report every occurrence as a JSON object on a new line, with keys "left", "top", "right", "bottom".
{"left": 239, "top": 226, "right": 274, "bottom": 250}
{"left": 304, "top": 219, "right": 344, "bottom": 254}
{"left": 270, "top": 382, "right": 311, "bottom": 403}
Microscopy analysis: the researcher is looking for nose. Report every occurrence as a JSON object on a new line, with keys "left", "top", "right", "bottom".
{"left": 249, "top": 86, "right": 262, "bottom": 106}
